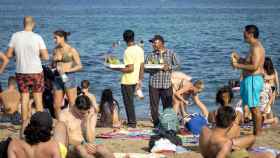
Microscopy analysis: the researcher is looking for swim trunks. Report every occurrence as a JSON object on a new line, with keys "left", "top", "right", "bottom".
{"left": 58, "top": 142, "right": 67, "bottom": 158}
{"left": 240, "top": 75, "right": 264, "bottom": 108}
{"left": 16, "top": 73, "right": 44, "bottom": 93}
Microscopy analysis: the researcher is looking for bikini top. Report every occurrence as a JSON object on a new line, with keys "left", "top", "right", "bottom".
{"left": 61, "top": 52, "right": 73, "bottom": 63}
{"left": 57, "top": 47, "right": 73, "bottom": 63}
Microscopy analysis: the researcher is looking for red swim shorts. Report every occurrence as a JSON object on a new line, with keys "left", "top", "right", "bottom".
{"left": 16, "top": 73, "right": 44, "bottom": 93}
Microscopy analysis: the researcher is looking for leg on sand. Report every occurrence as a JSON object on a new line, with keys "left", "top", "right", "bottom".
{"left": 54, "top": 90, "right": 64, "bottom": 119}
{"left": 251, "top": 107, "right": 262, "bottom": 135}
{"left": 20, "top": 92, "right": 30, "bottom": 138}
{"left": 232, "top": 135, "right": 255, "bottom": 150}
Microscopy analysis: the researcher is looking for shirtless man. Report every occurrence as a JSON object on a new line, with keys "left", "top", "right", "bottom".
{"left": 199, "top": 106, "right": 274, "bottom": 158}
{"left": 231, "top": 25, "right": 265, "bottom": 135}
{"left": 7, "top": 112, "right": 66, "bottom": 158}
{"left": 0, "top": 76, "right": 20, "bottom": 114}
{"left": 173, "top": 80, "right": 209, "bottom": 118}
{"left": 0, "top": 76, "right": 20, "bottom": 123}
{"left": 59, "top": 94, "right": 114, "bottom": 158}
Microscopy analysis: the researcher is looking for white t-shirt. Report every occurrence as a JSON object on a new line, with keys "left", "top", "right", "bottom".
{"left": 8, "top": 31, "right": 47, "bottom": 74}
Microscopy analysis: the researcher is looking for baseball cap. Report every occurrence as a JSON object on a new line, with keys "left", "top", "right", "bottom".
{"left": 30, "top": 111, "right": 53, "bottom": 129}
{"left": 149, "top": 35, "right": 165, "bottom": 43}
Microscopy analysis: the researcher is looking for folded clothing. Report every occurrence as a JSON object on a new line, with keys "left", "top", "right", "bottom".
{"left": 151, "top": 138, "right": 176, "bottom": 153}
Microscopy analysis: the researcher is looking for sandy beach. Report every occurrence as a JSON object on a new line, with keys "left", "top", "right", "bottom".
{"left": 1, "top": 120, "right": 280, "bottom": 158}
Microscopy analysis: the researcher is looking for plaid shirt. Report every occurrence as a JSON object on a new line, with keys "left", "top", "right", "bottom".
{"left": 145, "top": 49, "right": 179, "bottom": 89}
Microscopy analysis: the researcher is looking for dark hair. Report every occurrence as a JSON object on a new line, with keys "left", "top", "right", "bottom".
{"left": 24, "top": 119, "right": 52, "bottom": 145}
{"left": 264, "top": 57, "right": 275, "bottom": 75}
{"left": 8, "top": 76, "right": 17, "bottom": 86}
{"left": 123, "top": 30, "right": 134, "bottom": 43}
{"left": 100, "top": 89, "right": 119, "bottom": 113}
{"left": 216, "top": 106, "right": 236, "bottom": 128}
{"left": 216, "top": 86, "right": 234, "bottom": 106}
{"left": 245, "top": 25, "right": 259, "bottom": 39}
{"left": 81, "top": 80, "right": 90, "bottom": 89}
{"left": 54, "top": 30, "right": 71, "bottom": 41}
{"left": 75, "top": 94, "right": 92, "bottom": 110}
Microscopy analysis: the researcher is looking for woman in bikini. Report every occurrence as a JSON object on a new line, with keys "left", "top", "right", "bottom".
{"left": 52, "top": 30, "right": 82, "bottom": 118}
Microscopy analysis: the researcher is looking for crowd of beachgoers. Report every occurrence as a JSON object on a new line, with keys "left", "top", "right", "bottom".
{"left": 0, "top": 16, "right": 279, "bottom": 158}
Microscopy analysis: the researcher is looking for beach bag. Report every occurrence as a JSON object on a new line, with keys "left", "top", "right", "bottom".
{"left": 185, "top": 114, "right": 207, "bottom": 135}
{"left": 0, "top": 137, "right": 12, "bottom": 158}
{"left": 42, "top": 65, "right": 56, "bottom": 81}
{"left": 159, "top": 108, "right": 179, "bottom": 132}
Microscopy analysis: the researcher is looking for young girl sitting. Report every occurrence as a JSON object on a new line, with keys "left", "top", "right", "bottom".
{"left": 208, "top": 86, "right": 242, "bottom": 138}
{"left": 98, "top": 89, "right": 121, "bottom": 128}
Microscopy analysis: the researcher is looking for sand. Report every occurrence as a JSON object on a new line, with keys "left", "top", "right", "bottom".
{"left": 1, "top": 121, "right": 280, "bottom": 158}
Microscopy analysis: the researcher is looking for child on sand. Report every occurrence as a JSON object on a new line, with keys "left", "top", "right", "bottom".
{"left": 99, "top": 89, "right": 121, "bottom": 128}
{"left": 208, "top": 86, "right": 243, "bottom": 138}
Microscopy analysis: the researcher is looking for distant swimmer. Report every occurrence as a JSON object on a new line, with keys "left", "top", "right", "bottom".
{"left": 231, "top": 25, "right": 265, "bottom": 135}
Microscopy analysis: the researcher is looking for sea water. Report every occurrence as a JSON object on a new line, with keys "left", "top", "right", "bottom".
{"left": 0, "top": 0, "right": 279, "bottom": 119}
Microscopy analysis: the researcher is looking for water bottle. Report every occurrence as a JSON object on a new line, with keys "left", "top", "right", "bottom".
{"left": 61, "top": 73, "right": 69, "bottom": 82}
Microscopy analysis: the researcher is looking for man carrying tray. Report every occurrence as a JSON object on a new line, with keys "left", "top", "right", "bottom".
{"left": 111, "top": 30, "right": 144, "bottom": 128}
{"left": 145, "top": 35, "right": 180, "bottom": 127}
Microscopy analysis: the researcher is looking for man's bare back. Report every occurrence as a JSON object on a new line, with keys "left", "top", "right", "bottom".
{"left": 199, "top": 127, "right": 232, "bottom": 158}
{"left": 8, "top": 138, "right": 61, "bottom": 158}
{"left": 0, "top": 89, "right": 20, "bottom": 114}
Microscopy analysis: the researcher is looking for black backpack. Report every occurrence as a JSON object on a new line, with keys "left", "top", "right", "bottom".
{"left": 0, "top": 137, "right": 12, "bottom": 158}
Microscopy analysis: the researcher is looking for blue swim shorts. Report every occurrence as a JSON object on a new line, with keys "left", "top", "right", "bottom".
{"left": 240, "top": 75, "right": 264, "bottom": 108}
{"left": 53, "top": 73, "right": 77, "bottom": 90}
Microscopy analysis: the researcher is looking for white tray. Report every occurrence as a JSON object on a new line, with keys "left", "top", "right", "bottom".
{"left": 144, "top": 64, "right": 164, "bottom": 69}
{"left": 104, "top": 63, "right": 125, "bottom": 69}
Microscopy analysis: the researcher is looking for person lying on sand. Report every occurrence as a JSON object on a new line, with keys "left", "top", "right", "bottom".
{"left": 199, "top": 106, "right": 275, "bottom": 158}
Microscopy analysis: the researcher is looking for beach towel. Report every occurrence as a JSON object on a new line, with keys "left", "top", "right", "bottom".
{"left": 96, "top": 129, "right": 155, "bottom": 140}
{"left": 178, "top": 134, "right": 199, "bottom": 146}
{"left": 250, "top": 146, "right": 280, "bottom": 157}
{"left": 114, "top": 153, "right": 166, "bottom": 158}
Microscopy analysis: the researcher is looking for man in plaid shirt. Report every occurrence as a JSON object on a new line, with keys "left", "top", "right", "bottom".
{"left": 145, "top": 35, "right": 179, "bottom": 127}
